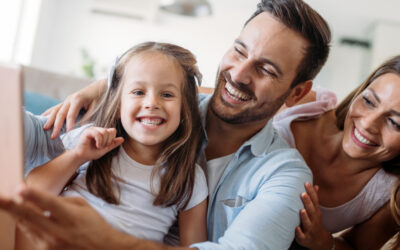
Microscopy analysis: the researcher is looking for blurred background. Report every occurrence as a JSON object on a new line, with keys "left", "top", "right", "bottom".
{"left": 1, "top": 0, "right": 400, "bottom": 100}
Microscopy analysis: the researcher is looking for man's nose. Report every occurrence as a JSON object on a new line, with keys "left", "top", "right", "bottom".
{"left": 230, "top": 60, "right": 252, "bottom": 85}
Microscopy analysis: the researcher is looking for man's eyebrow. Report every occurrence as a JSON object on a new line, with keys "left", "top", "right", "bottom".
{"left": 234, "top": 39, "right": 283, "bottom": 77}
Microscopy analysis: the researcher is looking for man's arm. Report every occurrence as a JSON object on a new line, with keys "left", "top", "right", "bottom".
{"left": 0, "top": 187, "right": 195, "bottom": 250}
{"left": 193, "top": 157, "right": 312, "bottom": 250}
{"left": 42, "top": 79, "right": 107, "bottom": 139}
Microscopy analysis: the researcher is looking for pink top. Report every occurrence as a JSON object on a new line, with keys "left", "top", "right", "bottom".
{"left": 273, "top": 87, "right": 398, "bottom": 233}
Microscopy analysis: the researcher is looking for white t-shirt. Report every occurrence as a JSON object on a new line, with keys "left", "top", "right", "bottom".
{"left": 62, "top": 128, "right": 208, "bottom": 242}
{"left": 206, "top": 154, "right": 234, "bottom": 197}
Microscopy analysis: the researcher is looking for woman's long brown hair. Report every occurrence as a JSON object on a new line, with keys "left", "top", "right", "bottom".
{"left": 84, "top": 42, "right": 203, "bottom": 209}
{"left": 335, "top": 55, "right": 400, "bottom": 175}
{"left": 390, "top": 182, "right": 400, "bottom": 250}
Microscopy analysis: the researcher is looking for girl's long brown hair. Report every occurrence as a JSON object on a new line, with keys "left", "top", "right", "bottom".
{"left": 84, "top": 42, "right": 203, "bottom": 209}
{"left": 335, "top": 55, "right": 400, "bottom": 175}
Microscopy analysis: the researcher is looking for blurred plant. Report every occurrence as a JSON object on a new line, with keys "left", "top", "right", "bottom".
{"left": 81, "top": 48, "right": 95, "bottom": 78}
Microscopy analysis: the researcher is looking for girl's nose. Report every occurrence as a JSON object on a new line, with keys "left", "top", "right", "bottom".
{"left": 144, "top": 94, "right": 160, "bottom": 110}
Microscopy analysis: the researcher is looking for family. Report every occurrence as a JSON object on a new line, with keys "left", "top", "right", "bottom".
{"left": 1, "top": 0, "right": 400, "bottom": 249}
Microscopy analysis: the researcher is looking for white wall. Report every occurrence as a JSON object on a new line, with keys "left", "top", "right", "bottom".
{"left": 14, "top": 0, "right": 400, "bottom": 100}
{"left": 29, "top": 0, "right": 258, "bottom": 87}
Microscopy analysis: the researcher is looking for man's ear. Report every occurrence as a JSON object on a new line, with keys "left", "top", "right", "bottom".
{"left": 285, "top": 80, "right": 313, "bottom": 107}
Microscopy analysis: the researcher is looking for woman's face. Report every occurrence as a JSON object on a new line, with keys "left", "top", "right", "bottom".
{"left": 342, "top": 73, "right": 400, "bottom": 163}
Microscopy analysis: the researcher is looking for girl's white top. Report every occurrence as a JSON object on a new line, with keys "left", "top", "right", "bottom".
{"left": 61, "top": 125, "right": 208, "bottom": 241}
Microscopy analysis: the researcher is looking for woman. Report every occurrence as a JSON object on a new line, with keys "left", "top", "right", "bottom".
{"left": 274, "top": 56, "right": 400, "bottom": 249}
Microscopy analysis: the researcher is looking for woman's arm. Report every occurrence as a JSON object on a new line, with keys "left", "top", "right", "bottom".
{"left": 178, "top": 199, "right": 207, "bottom": 246}
{"left": 26, "top": 127, "right": 124, "bottom": 195}
{"left": 340, "top": 201, "right": 397, "bottom": 249}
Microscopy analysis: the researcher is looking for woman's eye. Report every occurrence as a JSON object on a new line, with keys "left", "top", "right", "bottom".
{"left": 363, "top": 96, "right": 374, "bottom": 107}
{"left": 389, "top": 118, "right": 400, "bottom": 130}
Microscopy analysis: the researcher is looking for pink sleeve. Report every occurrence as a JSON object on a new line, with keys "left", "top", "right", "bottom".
{"left": 273, "top": 87, "right": 337, "bottom": 148}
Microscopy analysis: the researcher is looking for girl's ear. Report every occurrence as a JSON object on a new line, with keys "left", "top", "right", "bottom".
{"left": 284, "top": 80, "right": 313, "bottom": 107}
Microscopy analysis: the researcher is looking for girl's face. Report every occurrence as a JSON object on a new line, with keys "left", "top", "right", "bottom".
{"left": 119, "top": 51, "right": 183, "bottom": 151}
{"left": 342, "top": 73, "right": 400, "bottom": 163}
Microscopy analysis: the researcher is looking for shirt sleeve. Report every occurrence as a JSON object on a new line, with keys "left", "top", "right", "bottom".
{"left": 24, "top": 110, "right": 65, "bottom": 175}
{"left": 191, "top": 157, "right": 312, "bottom": 250}
{"left": 184, "top": 164, "right": 208, "bottom": 211}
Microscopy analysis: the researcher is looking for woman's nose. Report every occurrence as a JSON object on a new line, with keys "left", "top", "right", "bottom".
{"left": 359, "top": 112, "right": 380, "bottom": 134}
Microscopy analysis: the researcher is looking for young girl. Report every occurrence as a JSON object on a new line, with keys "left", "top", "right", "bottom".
{"left": 22, "top": 42, "right": 208, "bottom": 247}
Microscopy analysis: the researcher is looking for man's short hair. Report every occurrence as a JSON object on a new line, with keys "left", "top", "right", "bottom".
{"left": 246, "top": 0, "right": 331, "bottom": 88}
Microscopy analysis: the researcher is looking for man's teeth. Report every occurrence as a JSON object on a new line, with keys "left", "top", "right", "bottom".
{"left": 354, "top": 128, "right": 375, "bottom": 146}
{"left": 225, "top": 82, "right": 250, "bottom": 101}
{"left": 140, "top": 118, "right": 163, "bottom": 126}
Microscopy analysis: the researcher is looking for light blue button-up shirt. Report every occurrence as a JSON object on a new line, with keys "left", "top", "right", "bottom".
{"left": 192, "top": 95, "right": 312, "bottom": 250}
{"left": 24, "top": 111, "right": 65, "bottom": 175}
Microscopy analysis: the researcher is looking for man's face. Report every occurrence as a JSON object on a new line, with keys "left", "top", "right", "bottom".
{"left": 210, "top": 12, "right": 309, "bottom": 125}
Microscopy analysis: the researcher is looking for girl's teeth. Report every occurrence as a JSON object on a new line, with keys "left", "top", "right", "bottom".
{"left": 140, "top": 118, "right": 162, "bottom": 126}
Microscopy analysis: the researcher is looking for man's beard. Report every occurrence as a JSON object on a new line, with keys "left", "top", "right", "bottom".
{"left": 210, "top": 71, "right": 291, "bottom": 125}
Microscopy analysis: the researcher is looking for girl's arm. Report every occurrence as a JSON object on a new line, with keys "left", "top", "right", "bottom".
{"left": 26, "top": 127, "right": 124, "bottom": 195}
{"left": 178, "top": 199, "right": 207, "bottom": 246}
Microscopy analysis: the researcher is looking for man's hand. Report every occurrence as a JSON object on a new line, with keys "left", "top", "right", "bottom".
{"left": 0, "top": 187, "right": 122, "bottom": 250}
{"left": 42, "top": 79, "right": 107, "bottom": 139}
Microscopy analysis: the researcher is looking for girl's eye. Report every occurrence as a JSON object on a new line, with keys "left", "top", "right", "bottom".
{"left": 162, "top": 92, "right": 174, "bottom": 98}
{"left": 362, "top": 96, "right": 375, "bottom": 107}
{"left": 389, "top": 118, "right": 400, "bottom": 131}
{"left": 132, "top": 90, "right": 144, "bottom": 95}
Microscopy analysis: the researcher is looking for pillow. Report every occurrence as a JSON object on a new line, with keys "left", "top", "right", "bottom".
{"left": 24, "top": 91, "right": 60, "bottom": 115}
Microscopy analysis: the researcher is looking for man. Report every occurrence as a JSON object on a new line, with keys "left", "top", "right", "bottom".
{"left": 0, "top": 0, "right": 331, "bottom": 249}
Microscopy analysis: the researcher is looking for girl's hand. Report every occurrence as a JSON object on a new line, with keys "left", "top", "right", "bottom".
{"left": 74, "top": 127, "right": 124, "bottom": 163}
{"left": 295, "top": 182, "right": 334, "bottom": 250}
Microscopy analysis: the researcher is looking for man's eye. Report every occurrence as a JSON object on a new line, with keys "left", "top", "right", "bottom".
{"left": 235, "top": 47, "right": 244, "bottom": 56}
{"left": 260, "top": 67, "right": 277, "bottom": 78}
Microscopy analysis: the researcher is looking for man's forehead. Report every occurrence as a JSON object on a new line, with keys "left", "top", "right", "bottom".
{"left": 238, "top": 12, "right": 308, "bottom": 73}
